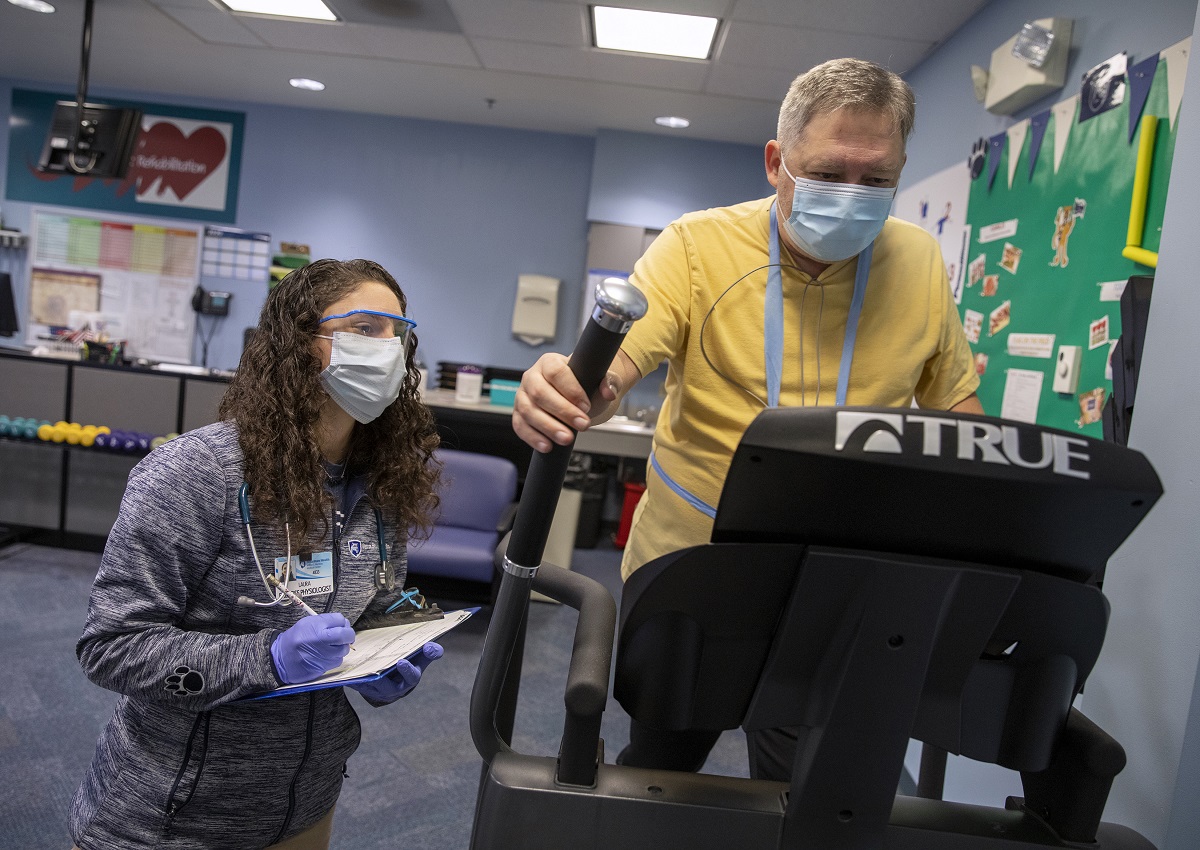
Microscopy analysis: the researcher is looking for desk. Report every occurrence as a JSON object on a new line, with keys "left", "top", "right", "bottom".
{"left": 421, "top": 388, "right": 654, "bottom": 571}
{"left": 0, "top": 352, "right": 654, "bottom": 550}
{"left": 420, "top": 388, "right": 654, "bottom": 461}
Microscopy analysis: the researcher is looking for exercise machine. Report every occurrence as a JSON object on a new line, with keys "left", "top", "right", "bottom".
{"left": 469, "top": 280, "right": 1163, "bottom": 849}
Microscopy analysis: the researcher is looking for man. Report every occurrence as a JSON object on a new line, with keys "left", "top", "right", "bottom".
{"left": 512, "top": 58, "right": 982, "bottom": 779}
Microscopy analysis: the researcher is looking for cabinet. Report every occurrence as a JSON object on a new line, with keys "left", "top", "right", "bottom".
{"left": 0, "top": 355, "right": 654, "bottom": 550}
{"left": 0, "top": 351, "right": 228, "bottom": 547}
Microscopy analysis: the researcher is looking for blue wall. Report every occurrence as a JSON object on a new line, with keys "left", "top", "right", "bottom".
{"left": 588, "top": 129, "right": 770, "bottom": 229}
{"left": 0, "top": 81, "right": 764, "bottom": 374}
{"left": 902, "top": 1, "right": 1200, "bottom": 845}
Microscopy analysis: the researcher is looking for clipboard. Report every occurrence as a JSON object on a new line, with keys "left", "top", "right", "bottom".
{"left": 244, "top": 607, "right": 477, "bottom": 700}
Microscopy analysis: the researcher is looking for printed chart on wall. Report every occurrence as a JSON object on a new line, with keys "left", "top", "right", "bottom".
{"left": 957, "top": 38, "right": 1187, "bottom": 437}
{"left": 25, "top": 208, "right": 200, "bottom": 364}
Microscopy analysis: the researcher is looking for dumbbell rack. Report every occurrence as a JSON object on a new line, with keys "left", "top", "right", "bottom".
{"left": 0, "top": 349, "right": 230, "bottom": 551}
{"left": 0, "top": 429, "right": 154, "bottom": 550}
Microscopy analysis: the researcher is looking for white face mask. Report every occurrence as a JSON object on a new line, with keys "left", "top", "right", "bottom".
{"left": 318, "top": 332, "right": 408, "bottom": 423}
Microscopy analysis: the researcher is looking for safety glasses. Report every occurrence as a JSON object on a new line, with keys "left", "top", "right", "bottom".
{"left": 317, "top": 310, "right": 416, "bottom": 344}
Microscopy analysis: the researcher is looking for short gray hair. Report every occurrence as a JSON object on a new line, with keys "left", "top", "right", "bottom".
{"left": 777, "top": 58, "right": 915, "bottom": 151}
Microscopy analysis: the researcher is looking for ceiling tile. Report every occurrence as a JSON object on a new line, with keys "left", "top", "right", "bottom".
{"left": 332, "top": 0, "right": 463, "bottom": 33}
{"left": 727, "top": 0, "right": 988, "bottom": 43}
{"left": 719, "top": 20, "right": 934, "bottom": 74}
{"left": 449, "top": 0, "right": 586, "bottom": 46}
{"left": 704, "top": 61, "right": 799, "bottom": 103}
{"left": 236, "top": 17, "right": 373, "bottom": 53}
{"left": 355, "top": 24, "right": 480, "bottom": 66}
{"left": 550, "top": 0, "right": 733, "bottom": 16}
{"left": 474, "top": 38, "right": 710, "bottom": 91}
{"left": 155, "top": 4, "right": 269, "bottom": 47}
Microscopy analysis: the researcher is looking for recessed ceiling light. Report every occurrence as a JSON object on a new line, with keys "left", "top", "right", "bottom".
{"left": 219, "top": 0, "right": 337, "bottom": 22}
{"left": 655, "top": 116, "right": 690, "bottom": 129}
{"left": 592, "top": 6, "right": 718, "bottom": 60}
{"left": 7, "top": 0, "right": 56, "bottom": 12}
{"left": 289, "top": 77, "right": 326, "bottom": 91}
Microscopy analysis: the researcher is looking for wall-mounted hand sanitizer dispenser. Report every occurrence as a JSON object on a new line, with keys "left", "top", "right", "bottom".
{"left": 512, "top": 274, "right": 560, "bottom": 345}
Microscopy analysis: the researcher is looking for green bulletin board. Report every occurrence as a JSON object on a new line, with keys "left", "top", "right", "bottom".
{"left": 960, "top": 44, "right": 1182, "bottom": 437}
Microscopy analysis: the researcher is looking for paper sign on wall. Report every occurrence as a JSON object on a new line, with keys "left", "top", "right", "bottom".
{"left": 1001, "top": 368, "right": 1044, "bottom": 423}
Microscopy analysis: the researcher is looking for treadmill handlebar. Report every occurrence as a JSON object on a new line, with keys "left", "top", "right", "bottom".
{"left": 471, "top": 278, "right": 645, "bottom": 766}
{"left": 505, "top": 277, "right": 647, "bottom": 572}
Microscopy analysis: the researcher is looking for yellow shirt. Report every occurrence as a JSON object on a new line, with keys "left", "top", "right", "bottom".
{"left": 619, "top": 196, "right": 979, "bottom": 580}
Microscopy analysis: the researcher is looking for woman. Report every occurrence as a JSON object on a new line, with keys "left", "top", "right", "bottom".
{"left": 70, "top": 259, "right": 443, "bottom": 850}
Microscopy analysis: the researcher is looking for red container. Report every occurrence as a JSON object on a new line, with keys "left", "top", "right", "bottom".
{"left": 613, "top": 482, "right": 646, "bottom": 549}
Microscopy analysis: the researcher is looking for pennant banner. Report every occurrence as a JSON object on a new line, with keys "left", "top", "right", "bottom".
{"left": 1051, "top": 95, "right": 1078, "bottom": 173}
{"left": 1028, "top": 110, "right": 1050, "bottom": 180}
{"left": 987, "top": 132, "right": 1006, "bottom": 189}
{"left": 1161, "top": 36, "right": 1191, "bottom": 130}
{"left": 1126, "top": 54, "right": 1159, "bottom": 142}
{"left": 1005, "top": 121, "right": 1028, "bottom": 189}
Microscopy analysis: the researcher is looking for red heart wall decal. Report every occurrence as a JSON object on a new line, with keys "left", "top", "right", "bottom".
{"left": 126, "top": 122, "right": 227, "bottom": 201}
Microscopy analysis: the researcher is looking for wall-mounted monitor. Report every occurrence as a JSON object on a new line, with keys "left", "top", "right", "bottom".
{"left": 38, "top": 101, "right": 142, "bottom": 180}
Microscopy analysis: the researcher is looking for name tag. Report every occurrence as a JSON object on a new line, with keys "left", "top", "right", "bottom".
{"left": 274, "top": 551, "right": 334, "bottom": 598}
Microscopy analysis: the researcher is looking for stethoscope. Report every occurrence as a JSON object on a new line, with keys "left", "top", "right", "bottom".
{"left": 235, "top": 482, "right": 394, "bottom": 610}
{"left": 659, "top": 202, "right": 874, "bottom": 519}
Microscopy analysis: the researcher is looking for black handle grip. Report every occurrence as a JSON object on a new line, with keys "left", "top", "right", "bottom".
{"left": 471, "top": 279, "right": 646, "bottom": 766}
{"left": 504, "top": 279, "right": 648, "bottom": 571}
{"left": 505, "top": 319, "right": 629, "bottom": 569}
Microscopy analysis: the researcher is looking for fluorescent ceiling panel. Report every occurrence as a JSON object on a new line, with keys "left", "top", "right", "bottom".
{"left": 219, "top": 0, "right": 337, "bottom": 22}
{"left": 592, "top": 6, "right": 718, "bottom": 60}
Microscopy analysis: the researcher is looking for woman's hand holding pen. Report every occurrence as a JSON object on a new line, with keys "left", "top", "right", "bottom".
{"left": 271, "top": 613, "right": 357, "bottom": 684}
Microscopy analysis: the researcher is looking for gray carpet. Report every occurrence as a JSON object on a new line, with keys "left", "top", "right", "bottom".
{"left": 0, "top": 541, "right": 749, "bottom": 849}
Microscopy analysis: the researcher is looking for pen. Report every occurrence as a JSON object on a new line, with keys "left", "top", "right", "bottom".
{"left": 267, "top": 575, "right": 356, "bottom": 650}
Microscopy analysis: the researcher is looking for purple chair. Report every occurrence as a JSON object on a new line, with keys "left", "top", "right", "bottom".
{"left": 406, "top": 448, "right": 518, "bottom": 601}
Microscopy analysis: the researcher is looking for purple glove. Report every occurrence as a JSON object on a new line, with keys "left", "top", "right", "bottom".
{"left": 271, "top": 613, "right": 356, "bottom": 684}
{"left": 351, "top": 642, "right": 443, "bottom": 704}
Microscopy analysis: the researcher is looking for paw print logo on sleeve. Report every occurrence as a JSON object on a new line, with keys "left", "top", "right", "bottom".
{"left": 967, "top": 138, "right": 987, "bottom": 180}
{"left": 164, "top": 666, "right": 205, "bottom": 696}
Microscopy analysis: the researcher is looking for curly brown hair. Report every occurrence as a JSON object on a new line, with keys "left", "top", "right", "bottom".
{"left": 219, "top": 258, "right": 440, "bottom": 547}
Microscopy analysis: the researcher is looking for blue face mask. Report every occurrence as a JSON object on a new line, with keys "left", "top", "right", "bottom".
{"left": 779, "top": 160, "right": 896, "bottom": 262}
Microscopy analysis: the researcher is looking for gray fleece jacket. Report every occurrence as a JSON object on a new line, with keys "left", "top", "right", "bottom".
{"left": 70, "top": 421, "right": 411, "bottom": 849}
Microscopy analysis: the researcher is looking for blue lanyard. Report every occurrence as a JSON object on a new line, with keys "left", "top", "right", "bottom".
{"left": 649, "top": 209, "right": 876, "bottom": 521}
{"left": 765, "top": 202, "right": 873, "bottom": 408}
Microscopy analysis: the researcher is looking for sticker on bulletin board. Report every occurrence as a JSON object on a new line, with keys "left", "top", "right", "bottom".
{"left": 988, "top": 300, "right": 1011, "bottom": 337}
{"left": 999, "top": 242, "right": 1023, "bottom": 274}
{"left": 963, "top": 309, "right": 983, "bottom": 344}
{"left": 1089, "top": 316, "right": 1111, "bottom": 349}
{"left": 1007, "top": 333, "right": 1056, "bottom": 358}
{"left": 1098, "top": 280, "right": 1128, "bottom": 302}
{"left": 968, "top": 254, "right": 986, "bottom": 287}
{"left": 978, "top": 219, "right": 1018, "bottom": 243}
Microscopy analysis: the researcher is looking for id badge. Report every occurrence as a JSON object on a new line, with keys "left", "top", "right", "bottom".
{"left": 274, "top": 551, "right": 334, "bottom": 598}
